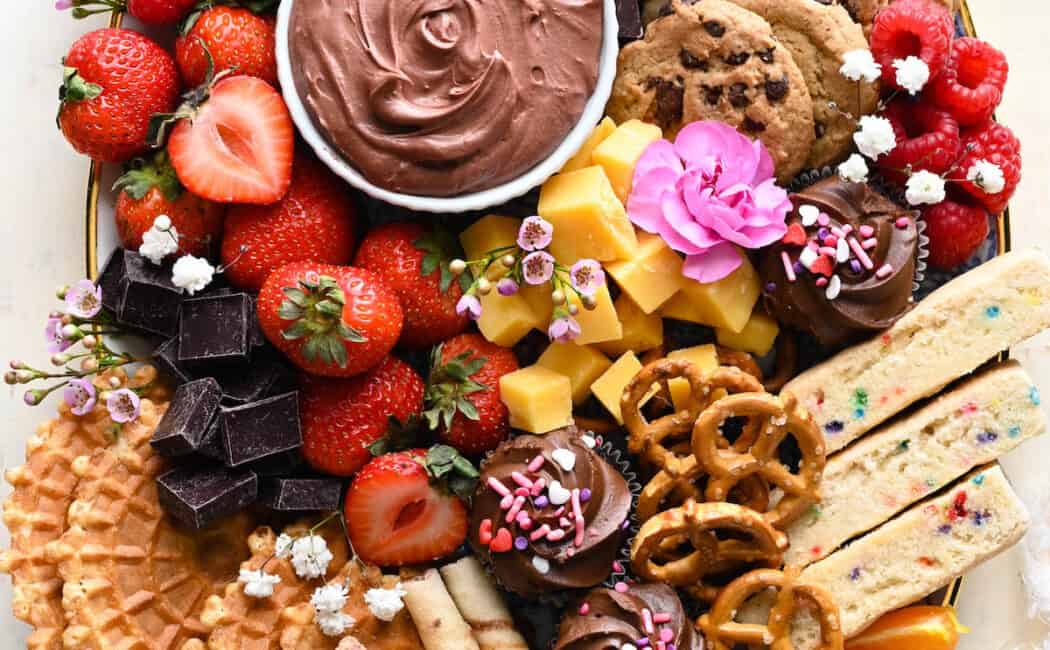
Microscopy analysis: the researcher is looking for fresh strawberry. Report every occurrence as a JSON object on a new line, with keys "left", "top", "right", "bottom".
{"left": 58, "top": 29, "right": 179, "bottom": 163}
{"left": 66, "top": 0, "right": 197, "bottom": 24}
{"left": 927, "top": 38, "right": 1009, "bottom": 128}
{"left": 869, "top": 0, "right": 954, "bottom": 88}
{"left": 155, "top": 69, "right": 294, "bottom": 205}
{"left": 113, "top": 151, "right": 225, "bottom": 258}
{"left": 922, "top": 193, "right": 990, "bottom": 270}
{"left": 222, "top": 154, "right": 359, "bottom": 291}
{"left": 257, "top": 262, "right": 403, "bottom": 377}
{"left": 877, "top": 97, "right": 960, "bottom": 181}
{"left": 175, "top": 6, "right": 277, "bottom": 88}
{"left": 344, "top": 446, "right": 477, "bottom": 566}
{"left": 300, "top": 356, "right": 424, "bottom": 477}
{"left": 424, "top": 334, "right": 518, "bottom": 456}
{"left": 353, "top": 223, "right": 471, "bottom": 349}
{"left": 955, "top": 122, "right": 1022, "bottom": 215}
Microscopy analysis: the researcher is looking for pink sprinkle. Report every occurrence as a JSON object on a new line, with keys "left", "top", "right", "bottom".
{"left": 559, "top": 517, "right": 572, "bottom": 528}
{"left": 653, "top": 612, "right": 672, "bottom": 624}
{"left": 643, "top": 608, "right": 655, "bottom": 634}
{"left": 571, "top": 488, "right": 585, "bottom": 547}
{"left": 487, "top": 477, "right": 511, "bottom": 497}
{"left": 514, "top": 487, "right": 530, "bottom": 497}
{"left": 859, "top": 225, "right": 875, "bottom": 238}
{"left": 895, "top": 217, "right": 911, "bottom": 229}
{"left": 824, "top": 234, "right": 838, "bottom": 247}
{"left": 818, "top": 212, "right": 831, "bottom": 226}
{"left": 516, "top": 511, "right": 533, "bottom": 530}
{"left": 505, "top": 496, "right": 526, "bottom": 524}
{"left": 830, "top": 226, "right": 845, "bottom": 238}
{"left": 612, "top": 561, "right": 624, "bottom": 573}
{"left": 815, "top": 277, "right": 829, "bottom": 288}
{"left": 511, "top": 472, "right": 534, "bottom": 490}
{"left": 861, "top": 237, "right": 878, "bottom": 250}
{"left": 848, "top": 237, "right": 874, "bottom": 270}
{"left": 842, "top": 224, "right": 854, "bottom": 235}
{"left": 614, "top": 582, "right": 629, "bottom": 593}
{"left": 807, "top": 241, "right": 820, "bottom": 252}
{"left": 657, "top": 642, "right": 666, "bottom": 650}
{"left": 552, "top": 507, "right": 565, "bottom": 518}
{"left": 660, "top": 629, "right": 674, "bottom": 643}
{"left": 527, "top": 455, "right": 545, "bottom": 473}
{"left": 530, "top": 477, "right": 547, "bottom": 497}
{"left": 530, "top": 524, "right": 552, "bottom": 541}
{"left": 819, "top": 246, "right": 838, "bottom": 258}
{"left": 499, "top": 494, "right": 515, "bottom": 510}
{"left": 579, "top": 603, "right": 590, "bottom": 616}
{"left": 566, "top": 547, "right": 575, "bottom": 558}
{"left": 781, "top": 251, "right": 797, "bottom": 282}
{"left": 547, "top": 528, "right": 567, "bottom": 542}
{"left": 876, "top": 263, "right": 894, "bottom": 279}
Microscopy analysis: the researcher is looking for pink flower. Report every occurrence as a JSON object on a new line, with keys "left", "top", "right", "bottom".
{"left": 627, "top": 121, "right": 792, "bottom": 282}
{"left": 522, "top": 252, "right": 555, "bottom": 285}
{"left": 64, "top": 378, "right": 97, "bottom": 416}
{"left": 106, "top": 388, "right": 140, "bottom": 423}
{"left": 55, "top": 0, "right": 74, "bottom": 10}
{"left": 569, "top": 260, "right": 605, "bottom": 297}
{"left": 517, "top": 217, "right": 554, "bottom": 252}
{"left": 548, "top": 316, "right": 581, "bottom": 343}
{"left": 65, "top": 279, "right": 103, "bottom": 319}
{"left": 496, "top": 278, "right": 519, "bottom": 296}
{"left": 45, "top": 318, "right": 72, "bottom": 354}
{"left": 455, "top": 294, "right": 482, "bottom": 321}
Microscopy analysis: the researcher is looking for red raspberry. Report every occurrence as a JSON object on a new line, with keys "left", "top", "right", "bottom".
{"left": 955, "top": 122, "right": 1021, "bottom": 215}
{"left": 870, "top": 0, "right": 954, "bottom": 89}
{"left": 927, "top": 38, "right": 1009, "bottom": 127}
{"left": 876, "top": 97, "right": 960, "bottom": 182}
{"left": 922, "top": 194, "right": 989, "bottom": 270}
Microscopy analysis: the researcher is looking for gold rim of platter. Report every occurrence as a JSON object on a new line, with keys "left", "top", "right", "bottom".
{"left": 80, "top": 0, "right": 1006, "bottom": 611}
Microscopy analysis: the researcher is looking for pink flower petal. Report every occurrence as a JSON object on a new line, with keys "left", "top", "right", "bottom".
{"left": 632, "top": 139, "right": 683, "bottom": 185}
{"left": 628, "top": 167, "right": 681, "bottom": 234}
{"left": 682, "top": 244, "right": 744, "bottom": 283}
{"left": 659, "top": 191, "right": 715, "bottom": 254}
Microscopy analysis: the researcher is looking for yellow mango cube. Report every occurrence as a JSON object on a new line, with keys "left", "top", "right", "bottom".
{"left": 519, "top": 284, "right": 554, "bottom": 325}
{"left": 593, "top": 119, "right": 663, "bottom": 203}
{"left": 716, "top": 311, "right": 780, "bottom": 357}
{"left": 605, "top": 233, "right": 687, "bottom": 314}
{"left": 538, "top": 166, "right": 638, "bottom": 262}
{"left": 568, "top": 284, "right": 622, "bottom": 345}
{"left": 460, "top": 215, "right": 521, "bottom": 279}
{"left": 596, "top": 294, "right": 664, "bottom": 357}
{"left": 659, "top": 252, "right": 761, "bottom": 333}
{"left": 562, "top": 117, "right": 617, "bottom": 174}
{"left": 476, "top": 292, "right": 544, "bottom": 347}
{"left": 666, "top": 344, "right": 719, "bottom": 412}
{"left": 499, "top": 366, "right": 574, "bottom": 434}
{"left": 537, "top": 343, "right": 613, "bottom": 405}
{"left": 590, "top": 352, "right": 656, "bottom": 424}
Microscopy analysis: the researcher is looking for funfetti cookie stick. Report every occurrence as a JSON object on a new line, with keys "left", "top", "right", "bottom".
{"left": 402, "top": 569, "right": 480, "bottom": 650}
{"left": 439, "top": 557, "right": 528, "bottom": 650}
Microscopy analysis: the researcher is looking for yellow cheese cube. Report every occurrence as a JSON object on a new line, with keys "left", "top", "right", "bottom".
{"left": 476, "top": 292, "right": 544, "bottom": 347}
{"left": 596, "top": 294, "right": 664, "bottom": 357}
{"left": 499, "top": 366, "right": 574, "bottom": 434}
{"left": 590, "top": 352, "right": 656, "bottom": 424}
{"left": 561, "top": 117, "right": 617, "bottom": 174}
{"left": 538, "top": 166, "right": 638, "bottom": 263}
{"left": 568, "top": 284, "right": 622, "bottom": 345}
{"left": 593, "top": 119, "right": 663, "bottom": 204}
{"left": 519, "top": 284, "right": 554, "bottom": 325}
{"left": 666, "top": 344, "right": 719, "bottom": 412}
{"left": 716, "top": 311, "right": 780, "bottom": 357}
{"left": 605, "top": 233, "right": 687, "bottom": 314}
{"left": 460, "top": 215, "right": 521, "bottom": 279}
{"left": 537, "top": 343, "right": 613, "bottom": 405}
{"left": 658, "top": 252, "right": 761, "bottom": 333}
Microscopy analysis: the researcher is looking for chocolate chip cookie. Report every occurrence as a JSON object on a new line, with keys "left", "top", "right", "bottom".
{"left": 837, "top": 0, "right": 956, "bottom": 36}
{"left": 725, "top": 0, "right": 878, "bottom": 170}
{"left": 609, "top": 0, "right": 815, "bottom": 182}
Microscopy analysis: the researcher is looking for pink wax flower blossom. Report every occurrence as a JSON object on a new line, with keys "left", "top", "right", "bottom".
{"left": 65, "top": 279, "right": 103, "bottom": 319}
{"left": 627, "top": 121, "right": 792, "bottom": 282}
{"left": 45, "top": 318, "right": 73, "bottom": 354}
{"left": 569, "top": 260, "right": 605, "bottom": 297}
{"left": 522, "top": 251, "right": 555, "bottom": 285}
{"left": 455, "top": 294, "right": 482, "bottom": 321}
{"left": 548, "top": 315, "right": 581, "bottom": 343}
{"left": 106, "top": 388, "right": 141, "bottom": 423}
{"left": 496, "top": 278, "right": 519, "bottom": 296}
{"left": 64, "top": 378, "right": 97, "bottom": 416}
{"left": 517, "top": 217, "right": 554, "bottom": 252}
{"left": 55, "top": 0, "right": 74, "bottom": 10}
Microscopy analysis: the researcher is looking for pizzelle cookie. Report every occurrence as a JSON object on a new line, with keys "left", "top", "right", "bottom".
{"left": 724, "top": 0, "right": 878, "bottom": 169}
{"left": 608, "top": 0, "right": 815, "bottom": 182}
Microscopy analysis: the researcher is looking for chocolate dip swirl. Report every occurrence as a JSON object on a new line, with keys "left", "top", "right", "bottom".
{"left": 554, "top": 584, "right": 704, "bottom": 650}
{"left": 760, "top": 177, "right": 919, "bottom": 348}
{"left": 469, "top": 427, "right": 631, "bottom": 597}
{"left": 288, "top": 0, "right": 604, "bottom": 197}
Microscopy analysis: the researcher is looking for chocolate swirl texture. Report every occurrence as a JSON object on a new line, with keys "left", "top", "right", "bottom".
{"left": 469, "top": 427, "right": 631, "bottom": 597}
{"left": 760, "top": 177, "right": 919, "bottom": 348}
{"left": 288, "top": 0, "right": 604, "bottom": 197}
{"left": 554, "top": 583, "right": 703, "bottom": 650}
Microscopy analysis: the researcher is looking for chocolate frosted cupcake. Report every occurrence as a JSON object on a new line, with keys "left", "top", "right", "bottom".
{"left": 469, "top": 427, "right": 632, "bottom": 597}
{"left": 760, "top": 176, "right": 919, "bottom": 348}
{"left": 554, "top": 583, "right": 703, "bottom": 650}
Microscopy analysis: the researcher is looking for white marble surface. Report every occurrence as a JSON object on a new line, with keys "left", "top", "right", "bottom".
{"left": 0, "top": 1, "right": 1048, "bottom": 647}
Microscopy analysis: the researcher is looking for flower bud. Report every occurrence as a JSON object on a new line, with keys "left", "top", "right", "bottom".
{"left": 449, "top": 259, "right": 467, "bottom": 275}
{"left": 551, "top": 290, "right": 566, "bottom": 306}
{"left": 51, "top": 353, "right": 70, "bottom": 367}
{"left": 61, "top": 324, "right": 80, "bottom": 340}
{"left": 15, "top": 370, "right": 34, "bottom": 383}
{"left": 60, "top": 313, "right": 74, "bottom": 325}
{"left": 567, "top": 304, "right": 580, "bottom": 316}
{"left": 48, "top": 310, "right": 63, "bottom": 319}
{"left": 81, "top": 335, "right": 97, "bottom": 349}
{"left": 4, "top": 371, "right": 17, "bottom": 385}
{"left": 81, "top": 357, "right": 99, "bottom": 373}
{"left": 55, "top": 285, "right": 69, "bottom": 300}
{"left": 476, "top": 278, "right": 492, "bottom": 296}
{"left": 9, "top": 360, "right": 25, "bottom": 370}
{"left": 501, "top": 254, "right": 516, "bottom": 268}
{"left": 581, "top": 295, "right": 598, "bottom": 311}
{"left": 23, "top": 390, "right": 43, "bottom": 406}
{"left": 109, "top": 376, "right": 121, "bottom": 389}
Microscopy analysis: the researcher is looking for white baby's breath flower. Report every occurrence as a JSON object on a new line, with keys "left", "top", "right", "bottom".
{"left": 311, "top": 583, "right": 349, "bottom": 615}
{"left": 967, "top": 159, "right": 1006, "bottom": 194}
{"left": 317, "top": 611, "right": 356, "bottom": 637}
{"left": 893, "top": 56, "right": 931, "bottom": 95}
{"left": 275, "top": 533, "right": 294, "bottom": 559}
{"left": 291, "top": 535, "right": 334, "bottom": 580}
{"left": 838, "top": 154, "right": 869, "bottom": 184}
{"left": 238, "top": 569, "right": 281, "bottom": 599}
{"left": 905, "top": 170, "right": 947, "bottom": 206}
{"left": 171, "top": 255, "right": 215, "bottom": 295}
{"left": 853, "top": 115, "right": 897, "bottom": 160}
{"left": 364, "top": 584, "right": 407, "bottom": 622}
{"left": 153, "top": 214, "right": 172, "bottom": 232}
{"left": 840, "top": 49, "right": 881, "bottom": 83}
{"left": 139, "top": 224, "right": 179, "bottom": 265}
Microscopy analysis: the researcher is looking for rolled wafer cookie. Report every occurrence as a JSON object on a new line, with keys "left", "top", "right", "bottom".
{"left": 403, "top": 569, "right": 481, "bottom": 650}
{"left": 440, "top": 557, "right": 528, "bottom": 650}
{"left": 786, "top": 360, "right": 1046, "bottom": 567}
{"left": 784, "top": 250, "right": 1050, "bottom": 454}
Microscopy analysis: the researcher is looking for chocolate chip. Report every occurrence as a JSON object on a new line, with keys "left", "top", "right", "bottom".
{"left": 815, "top": 122, "right": 827, "bottom": 139}
{"left": 703, "top": 20, "right": 725, "bottom": 37}
{"left": 758, "top": 48, "right": 776, "bottom": 64}
{"left": 679, "top": 48, "right": 708, "bottom": 70}
{"left": 729, "top": 82, "right": 750, "bottom": 108}
{"left": 743, "top": 116, "right": 767, "bottom": 133}
{"left": 725, "top": 52, "right": 751, "bottom": 66}
{"left": 765, "top": 77, "right": 789, "bottom": 102}
{"left": 649, "top": 78, "right": 685, "bottom": 130}
{"left": 702, "top": 84, "right": 723, "bottom": 105}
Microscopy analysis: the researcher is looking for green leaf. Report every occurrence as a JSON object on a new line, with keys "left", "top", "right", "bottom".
{"left": 452, "top": 455, "right": 479, "bottom": 479}
{"left": 458, "top": 272, "right": 473, "bottom": 293}
{"left": 112, "top": 152, "right": 182, "bottom": 201}
{"left": 278, "top": 302, "right": 304, "bottom": 320}
{"left": 337, "top": 323, "right": 366, "bottom": 343}
{"left": 326, "top": 337, "right": 348, "bottom": 368}
{"left": 302, "top": 336, "right": 323, "bottom": 362}
{"left": 448, "top": 474, "right": 478, "bottom": 500}
{"left": 315, "top": 299, "right": 342, "bottom": 318}
{"left": 282, "top": 287, "right": 307, "bottom": 307}
{"left": 59, "top": 66, "right": 102, "bottom": 104}
{"left": 420, "top": 252, "right": 439, "bottom": 277}
{"left": 456, "top": 397, "right": 479, "bottom": 421}
{"left": 281, "top": 321, "right": 310, "bottom": 341}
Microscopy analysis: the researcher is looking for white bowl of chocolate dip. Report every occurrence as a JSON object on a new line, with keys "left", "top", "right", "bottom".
{"left": 276, "top": 0, "right": 618, "bottom": 213}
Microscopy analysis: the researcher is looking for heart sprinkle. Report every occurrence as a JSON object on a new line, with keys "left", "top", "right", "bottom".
{"left": 551, "top": 448, "right": 576, "bottom": 471}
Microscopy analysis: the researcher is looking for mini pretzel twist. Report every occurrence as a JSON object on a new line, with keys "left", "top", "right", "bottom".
{"left": 716, "top": 346, "right": 763, "bottom": 382}
{"left": 630, "top": 500, "right": 787, "bottom": 603}
{"left": 697, "top": 568, "right": 844, "bottom": 650}
{"left": 691, "top": 392, "right": 826, "bottom": 529}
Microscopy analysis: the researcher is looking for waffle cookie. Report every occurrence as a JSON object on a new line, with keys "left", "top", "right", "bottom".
{"left": 783, "top": 249, "right": 1050, "bottom": 454}
{"left": 786, "top": 360, "right": 1046, "bottom": 567}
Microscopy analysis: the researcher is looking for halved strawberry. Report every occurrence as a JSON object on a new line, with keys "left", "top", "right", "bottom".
{"left": 344, "top": 447, "right": 476, "bottom": 567}
{"left": 154, "top": 71, "right": 293, "bottom": 205}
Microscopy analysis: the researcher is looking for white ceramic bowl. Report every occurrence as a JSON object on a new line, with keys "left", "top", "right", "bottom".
{"left": 275, "top": 0, "right": 619, "bottom": 214}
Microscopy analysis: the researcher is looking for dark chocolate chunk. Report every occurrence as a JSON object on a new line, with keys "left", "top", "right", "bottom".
{"left": 679, "top": 48, "right": 708, "bottom": 70}
{"left": 702, "top": 84, "right": 724, "bottom": 105}
{"left": 758, "top": 48, "right": 776, "bottom": 64}
{"left": 198, "top": 418, "right": 226, "bottom": 462}
{"left": 647, "top": 78, "right": 684, "bottom": 130}
{"left": 615, "top": 0, "right": 642, "bottom": 41}
{"left": 151, "top": 377, "right": 223, "bottom": 457}
{"left": 743, "top": 116, "right": 767, "bottom": 133}
{"left": 260, "top": 478, "right": 343, "bottom": 512}
{"left": 152, "top": 337, "right": 194, "bottom": 385}
{"left": 97, "top": 248, "right": 126, "bottom": 314}
{"left": 116, "top": 252, "right": 182, "bottom": 337}
{"left": 220, "top": 392, "right": 302, "bottom": 468}
{"left": 178, "top": 293, "right": 251, "bottom": 365}
{"left": 765, "top": 77, "right": 789, "bottom": 102}
{"left": 703, "top": 20, "right": 725, "bottom": 37}
{"left": 157, "top": 464, "right": 257, "bottom": 530}
{"left": 248, "top": 449, "right": 305, "bottom": 477}
{"left": 215, "top": 353, "right": 294, "bottom": 406}
{"left": 725, "top": 52, "right": 751, "bottom": 66}
{"left": 729, "top": 82, "right": 751, "bottom": 108}
{"left": 246, "top": 295, "right": 267, "bottom": 349}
